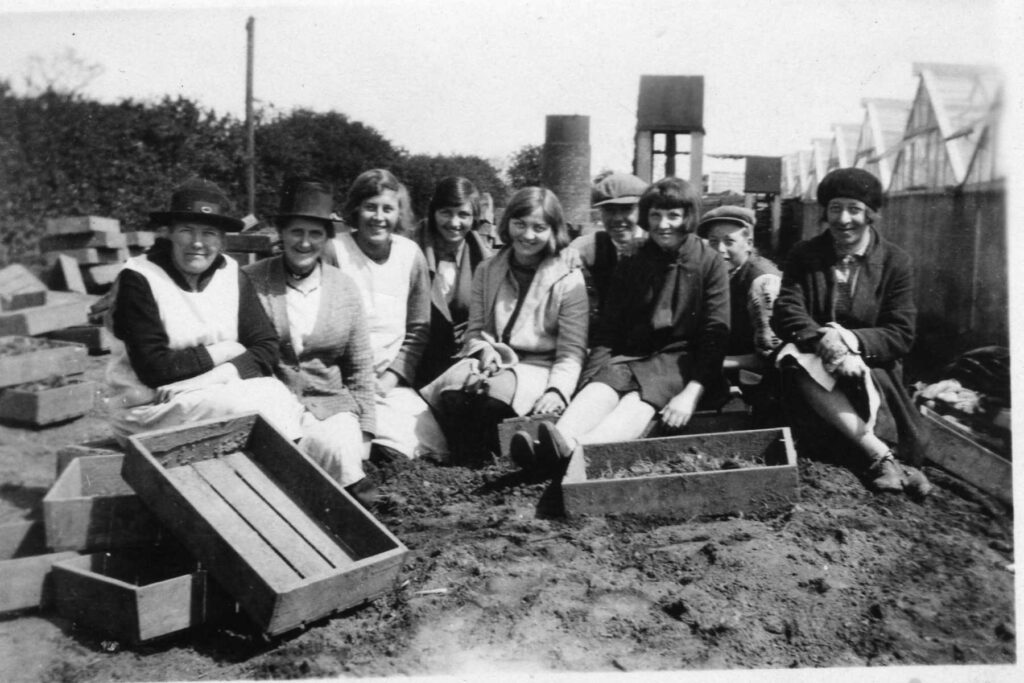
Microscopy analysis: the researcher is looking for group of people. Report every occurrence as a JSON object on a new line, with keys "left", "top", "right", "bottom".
{"left": 104, "top": 164, "right": 930, "bottom": 507}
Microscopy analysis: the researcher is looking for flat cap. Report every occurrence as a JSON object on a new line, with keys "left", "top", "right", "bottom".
{"left": 592, "top": 172, "right": 648, "bottom": 207}
{"left": 697, "top": 205, "right": 756, "bottom": 237}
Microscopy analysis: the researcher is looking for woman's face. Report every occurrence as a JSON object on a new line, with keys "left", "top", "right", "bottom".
{"left": 167, "top": 222, "right": 224, "bottom": 276}
{"left": 826, "top": 198, "right": 870, "bottom": 250}
{"left": 281, "top": 218, "right": 328, "bottom": 274}
{"left": 508, "top": 207, "right": 552, "bottom": 263}
{"left": 434, "top": 202, "right": 474, "bottom": 246}
{"left": 355, "top": 190, "right": 400, "bottom": 248}
{"left": 707, "top": 223, "right": 753, "bottom": 272}
{"left": 647, "top": 206, "right": 688, "bottom": 251}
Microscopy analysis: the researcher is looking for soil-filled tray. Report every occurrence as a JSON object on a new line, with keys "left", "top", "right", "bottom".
{"left": 562, "top": 427, "right": 798, "bottom": 519}
{"left": 0, "top": 336, "right": 88, "bottom": 389}
{"left": 52, "top": 549, "right": 233, "bottom": 643}
{"left": 43, "top": 453, "right": 166, "bottom": 551}
{"left": 0, "top": 376, "right": 96, "bottom": 426}
{"left": 123, "top": 413, "right": 409, "bottom": 636}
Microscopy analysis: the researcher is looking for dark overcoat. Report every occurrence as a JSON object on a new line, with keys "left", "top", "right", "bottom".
{"left": 772, "top": 227, "right": 927, "bottom": 465}
{"left": 584, "top": 234, "right": 730, "bottom": 409}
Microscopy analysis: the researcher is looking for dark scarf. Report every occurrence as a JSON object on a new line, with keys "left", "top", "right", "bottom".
{"left": 647, "top": 235, "right": 693, "bottom": 331}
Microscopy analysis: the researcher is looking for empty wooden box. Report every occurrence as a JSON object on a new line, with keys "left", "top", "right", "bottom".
{"left": 43, "top": 453, "right": 166, "bottom": 551}
{"left": 123, "top": 413, "right": 409, "bottom": 635}
{"left": 0, "top": 378, "right": 96, "bottom": 426}
{"left": 562, "top": 427, "right": 799, "bottom": 519}
{"left": 0, "top": 520, "right": 78, "bottom": 614}
{"left": 51, "top": 549, "right": 233, "bottom": 643}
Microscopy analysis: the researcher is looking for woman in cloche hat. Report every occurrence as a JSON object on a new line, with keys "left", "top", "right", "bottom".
{"left": 106, "top": 177, "right": 307, "bottom": 443}
{"left": 244, "top": 177, "right": 379, "bottom": 507}
{"left": 773, "top": 167, "right": 931, "bottom": 498}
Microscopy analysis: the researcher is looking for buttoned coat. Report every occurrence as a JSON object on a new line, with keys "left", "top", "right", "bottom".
{"left": 772, "top": 227, "right": 927, "bottom": 464}
{"left": 244, "top": 256, "right": 376, "bottom": 435}
{"left": 465, "top": 247, "right": 589, "bottom": 403}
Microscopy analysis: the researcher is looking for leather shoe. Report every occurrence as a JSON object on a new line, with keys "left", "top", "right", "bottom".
{"left": 509, "top": 431, "right": 537, "bottom": 470}
{"left": 344, "top": 477, "right": 379, "bottom": 509}
{"left": 537, "top": 421, "right": 573, "bottom": 468}
{"left": 901, "top": 465, "right": 933, "bottom": 499}
{"left": 866, "top": 452, "right": 903, "bottom": 493}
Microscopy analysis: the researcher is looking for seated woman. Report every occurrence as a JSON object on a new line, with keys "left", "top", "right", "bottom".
{"left": 421, "top": 187, "right": 589, "bottom": 460}
{"left": 514, "top": 177, "right": 730, "bottom": 470}
{"left": 327, "top": 169, "right": 448, "bottom": 461}
{"left": 244, "top": 178, "right": 377, "bottom": 503}
{"left": 773, "top": 167, "right": 930, "bottom": 496}
{"left": 106, "top": 178, "right": 304, "bottom": 444}
{"left": 413, "top": 176, "right": 493, "bottom": 387}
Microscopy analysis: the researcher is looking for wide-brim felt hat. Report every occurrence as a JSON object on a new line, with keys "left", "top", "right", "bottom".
{"left": 271, "top": 178, "right": 336, "bottom": 233}
{"left": 592, "top": 172, "right": 649, "bottom": 207}
{"left": 698, "top": 205, "right": 756, "bottom": 237}
{"left": 817, "top": 167, "right": 883, "bottom": 211}
{"left": 149, "top": 178, "right": 244, "bottom": 232}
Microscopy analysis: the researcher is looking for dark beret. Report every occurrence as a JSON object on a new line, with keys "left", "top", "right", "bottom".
{"left": 817, "top": 168, "right": 883, "bottom": 211}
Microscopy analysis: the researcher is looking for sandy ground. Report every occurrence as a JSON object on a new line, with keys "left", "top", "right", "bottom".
{"left": 0, "top": 354, "right": 1015, "bottom": 681}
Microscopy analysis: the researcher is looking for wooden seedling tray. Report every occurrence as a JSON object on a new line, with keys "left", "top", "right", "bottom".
{"left": 0, "top": 335, "right": 88, "bottom": 389}
{"left": 44, "top": 325, "right": 115, "bottom": 355}
{"left": 0, "top": 378, "right": 96, "bottom": 426}
{"left": 0, "top": 291, "right": 95, "bottom": 337}
{"left": 562, "top": 427, "right": 798, "bottom": 519}
{"left": 0, "top": 520, "right": 78, "bottom": 614}
{"left": 43, "top": 454, "right": 166, "bottom": 551}
{"left": 52, "top": 549, "right": 233, "bottom": 643}
{"left": 123, "top": 413, "right": 409, "bottom": 635}
{"left": 920, "top": 405, "right": 1012, "bottom": 506}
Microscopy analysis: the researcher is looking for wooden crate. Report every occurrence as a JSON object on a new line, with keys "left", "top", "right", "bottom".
{"left": 52, "top": 550, "right": 234, "bottom": 643}
{"left": 123, "top": 413, "right": 409, "bottom": 635}
{"left": 0, "top": 264, "right": 48, "bottom": 312}
{"left": 0, "top": 520, "right": 79, "bottom": 614}
{"left": 56, "top": 438, "right": 123, "bottom": 476}
{"left": 46, "top": 216, "right": 121, "bottom": 235}
{"left": 45, "top": 325, "right": 115, "bottom": 355}
{"left": 0, "top": 291, "right": 94, "bottom": 336}
{"left": 0, "top": 336, "right": 88, "bottom": 389}
{"left": 0, "top": 378, "right": 96, "bottom": 426}
{"left": 40, "top": 231, "right": 128, "bottom": 251}
{"left": 43, "top": 454, "right": 166, "bottom": 551}
{"left": 920, "top": 406, "right": 1012, "bottom": 506}
{"left": 562, "top": 427, "right": 799, "bottom": 519}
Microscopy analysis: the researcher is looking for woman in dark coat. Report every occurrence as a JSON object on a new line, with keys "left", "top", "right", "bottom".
{"left": 413, "top": 177, "right": 493, "bottom": 387}
{"left": 773, "top": 167, "right": 930, "bottom": 496}
{"left": 512, "top": 177, "right": 730, "bottom": 469}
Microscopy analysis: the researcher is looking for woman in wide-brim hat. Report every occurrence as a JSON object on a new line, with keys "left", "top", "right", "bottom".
{"left": 106, "top": 177, "right": 306, "bottom": 443}
{"left": 244, "top": 177, "right": 379, "bottom": 506}
{"left": 773, "top": 167, "right": 931, "bottom": 497}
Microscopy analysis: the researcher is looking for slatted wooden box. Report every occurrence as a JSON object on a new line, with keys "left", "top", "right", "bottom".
{"left": 43, "top": 454, "right": 166, "bottom": 551}
{"left": 0, "top": 378, "right": 96, "bottom": 426}
{"left": 920, "top": 405, "right": 1012, "bottom": 506}
{"left": 0, "top": 520, "right": 79, "bottom": 614}
{"left": 562, "top": 427, "right": 798, "bottom": 519}
{"left": 51, "top": 549, "right": 233, "bottom": 644}
{"left": 0, "top": 336, "right": 88, "bottom": 389}
{"left": 123, "top": 413, "right": 409, "bottom": 636}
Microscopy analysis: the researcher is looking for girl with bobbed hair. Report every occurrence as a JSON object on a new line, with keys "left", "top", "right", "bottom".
{"left": 421, "top": 186, "right": 588, "bottom": 459}
{"left": 511, "top": 177, "right": 730, "bottom": 471}
{"left": 414, "top": 176, "right": 494, "bottom": 386}
{"left": 327, "top": 168, "right": 448, "bottom": 461}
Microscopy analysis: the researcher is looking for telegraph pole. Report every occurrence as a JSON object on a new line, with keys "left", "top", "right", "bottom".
{"left": 245, "top": 17, "right": 255, "bottom": 216}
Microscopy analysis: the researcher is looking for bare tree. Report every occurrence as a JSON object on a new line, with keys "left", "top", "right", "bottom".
{"left": 23, "top": 47, "right": 104, "bottom": 96}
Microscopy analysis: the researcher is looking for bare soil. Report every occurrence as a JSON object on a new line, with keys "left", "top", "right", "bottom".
{"left": 0, "top": 355, "right": 1015, "bottom": 681}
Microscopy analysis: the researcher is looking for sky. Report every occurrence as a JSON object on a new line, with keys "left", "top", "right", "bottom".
{"left": 0, "top": 0, "right": 1017, "bottom": 175}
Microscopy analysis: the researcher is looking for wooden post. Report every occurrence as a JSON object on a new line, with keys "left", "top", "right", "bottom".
{"left": 690, "top": 132, "right": 704, "bottom": 192}
{"left": 245, "top": 17, "right": 256, "bottom": 216}
{"left": 634, "top": 130, "right": 653, "bottom": 183}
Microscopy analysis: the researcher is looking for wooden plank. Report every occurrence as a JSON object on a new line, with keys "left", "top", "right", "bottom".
{"left": 40, "top": 231, "right": 128, "bottom": 251}
{"left": 0, "top": 550, "right": 80, "bottom": 613}
{"left": 224, "top": 453, "right": 354, "bottom": 570}
{"left": 225, "top": 251, "right": 257, "bottom": 266}
{"left": 52, "top": 555, "right": 139, "bottom": 640}
{"left": 44, "top": 325, "right": 114, "bottom": 355}
{"left": 0, "top": 291, "right": 95, "bottom": 336}
{"left": 43, "top": 248, "right": 128, "bottom": 266}
{"left": 0, "top": 379, "right": 95, "bottom": 426}
{"left": 0, "top": 336, "right": 88, "bottom": 388}
{"left": 0, "top": 264, "right": 48, "bottom": 311}
{"left": 128, "top": 413, "right": 258, "bottom": 468}
{"left": 51, "top": 253, "right": 87, "bottom": 294}
{"left": 167, "top": 464, "right": 299, "bottom": 589}
{"left": 224, "top": 232, "right": 276, "bottom": 253}
{"left": 83, "top": 263, "right": 123, "bottom": 287}
{"left": 921, "top": 406, "right": 1012, "bottom": 505}
{"left": 46, "top": 216, "right": 121, "bottom": 235}
{"left": 124, "top": 231, "right": 155, "bottom": 248}
{"left": 191, "top": 457, "right": 333, "bottom": 579}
